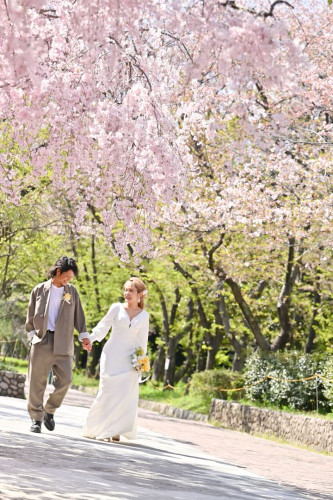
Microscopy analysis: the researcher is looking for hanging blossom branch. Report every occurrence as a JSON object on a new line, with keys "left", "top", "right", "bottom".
{"left": 161, "top": 30, "right": 194, "bottom": 63}
{"left": 1, "top": 0, "right": 321, "bottom": 258}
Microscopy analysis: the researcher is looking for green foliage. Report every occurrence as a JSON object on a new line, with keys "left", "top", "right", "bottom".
{"left": 73, "top": 235, "right": 129, "bottom": 331}
{"left": 0, "top": 188, "right": 66, "bottom": 334}
{"left": 214, "top": 350, "right": 232, "bottom": 367}
{"left": 243, "top": 352, "right": 330, "bottom": 412}
{"left": 189, "top": 369, "right": 245, "bottom": 403}
{"left": 322, "top": 358, "right": 333, "bottom": 403}
{"left": 0, "top": 317, "right": 13, "bottom": 338}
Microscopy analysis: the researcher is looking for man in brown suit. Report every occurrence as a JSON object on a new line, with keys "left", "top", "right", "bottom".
{"left": 26, "top": 256, "right": 91, "bottom": 433}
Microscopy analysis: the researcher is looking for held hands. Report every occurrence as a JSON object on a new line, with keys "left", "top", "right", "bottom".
{"left": 82, "top": 338, "right": 92, "bottom": 352}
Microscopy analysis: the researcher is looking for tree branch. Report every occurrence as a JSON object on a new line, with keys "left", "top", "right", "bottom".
{"left": 218, "top": 0, "right": 294, "bottom": 18}
{"left": 208, "top": 233, "right": 225, "bottom": 273}
{"left": 263, "top": 1, "right": 294, "bottom": 18}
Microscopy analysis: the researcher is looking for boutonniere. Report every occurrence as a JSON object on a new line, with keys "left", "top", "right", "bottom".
{"left": 62, "top": 292, "right": 71, "bottom": 304}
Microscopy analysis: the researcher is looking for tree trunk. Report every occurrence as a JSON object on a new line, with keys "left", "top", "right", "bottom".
{"left": 205, "top": 302, "right": 224, "bottom": 370}
{"left": 225, "top": 277, "right": 271, "bottom": 351}
{"left": 152, "top": 344, "right": 165, "bottom": 382}
{"left": 175, "top": 347, "right": 194, "bottom": 383}
{"left": 82, "top": 232, "right": 103, "bottom": 376}
{"left": 205, "top": 347, "right": 217, "bottom": 370}
{"left": 154, "top": 284, "right": 181, "bottom": 384}
{"left": 163, "top": 337, "right": 178, "bottom": 386}
{"left": 173, "top": 261, "right": 216, "bottom": 369}
{"left": 216, "top": 295, "right": 248, "bottom": 371}
{"left": 232, "top": 347, "right": 247, "bottom": 372}
{"left": 175, "top": 297, "right": 195, "bottom": 383}
{"left": 162, "top": 287, "right": 182, "bottom": 386}
{"left": 196, "top": 343, "right": 206, "bottom": 372}
{"left": 305, "top": 288, "right": 321, "bottom": 353}
{"left": 272, "top": 237, "right": 300, "bottom": 351}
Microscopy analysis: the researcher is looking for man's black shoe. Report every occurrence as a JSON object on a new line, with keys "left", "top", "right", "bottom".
{"left": 43, "top": 411, "right": 55, "bottom": 431}
{"left": 30, "top": 420, "right": 42, "bottom": 433}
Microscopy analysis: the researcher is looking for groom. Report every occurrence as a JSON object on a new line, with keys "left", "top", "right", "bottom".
{"left": 26, "top": 256, "right": 91, "bottom": 433}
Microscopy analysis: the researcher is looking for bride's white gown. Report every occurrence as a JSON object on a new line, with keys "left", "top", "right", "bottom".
{"left": 82, "top": 302, "right": 149, "bottom": 440}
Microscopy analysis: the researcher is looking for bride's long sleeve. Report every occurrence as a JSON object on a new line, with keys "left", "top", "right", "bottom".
{"left": 89, "top": 303, "right": 118, "bottom": 343}
{"left": 135, "top": 314, "right": 149, "bottom": 353}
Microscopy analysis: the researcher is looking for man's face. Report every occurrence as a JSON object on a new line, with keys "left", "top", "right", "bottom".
{"left": 55, "top": 269, "right": 75, "bottom": 287}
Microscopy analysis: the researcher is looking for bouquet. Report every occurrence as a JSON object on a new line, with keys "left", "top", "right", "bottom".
{"left": 131, "top": 347, "right": 151, "bottom": 383}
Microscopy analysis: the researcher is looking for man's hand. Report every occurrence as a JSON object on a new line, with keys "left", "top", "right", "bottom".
{"left": 82, "top": 338, "right": 92, "bottom": 352}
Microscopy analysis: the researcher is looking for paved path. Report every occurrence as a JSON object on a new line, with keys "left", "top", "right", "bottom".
{"left": 138, "top": 410, "right": 333, "bottom": 499}
{"left": 0, "top": 388, "right": 332, "bottom": 500}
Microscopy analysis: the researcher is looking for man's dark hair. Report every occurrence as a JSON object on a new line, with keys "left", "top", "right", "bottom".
{"left": 48, "top": 256, "right": 79, "bottom": 278}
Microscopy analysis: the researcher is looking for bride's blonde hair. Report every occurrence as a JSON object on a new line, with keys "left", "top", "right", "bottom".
{"left": 126, "top": 277, "right": 147, "bottom": 309}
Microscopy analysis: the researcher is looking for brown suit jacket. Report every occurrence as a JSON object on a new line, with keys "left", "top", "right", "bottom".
{"left": 25, "top": 279, "right": 87, "bottom": 356}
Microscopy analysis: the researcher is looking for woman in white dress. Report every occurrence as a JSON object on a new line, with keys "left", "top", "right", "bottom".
{"left": 82, "top": 277, "right": 149, "bottom": 442}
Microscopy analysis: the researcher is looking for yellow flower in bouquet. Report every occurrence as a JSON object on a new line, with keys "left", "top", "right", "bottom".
{"left": 131, "top": 347, "right": 151, "bottom": 382}
{"left": 142, "top": 357, "right": 150, "bottom": 372}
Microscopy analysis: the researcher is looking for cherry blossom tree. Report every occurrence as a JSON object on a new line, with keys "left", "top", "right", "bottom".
{"left": 0, "top": 0, "right": 308, "bottom": 257}
{"left": 157, "top": 0, "right": 333, "bottom": 358}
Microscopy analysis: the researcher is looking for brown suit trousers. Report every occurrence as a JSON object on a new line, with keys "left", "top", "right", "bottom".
{"left": 28, "top": 331, "right": 73, "bottom": 420}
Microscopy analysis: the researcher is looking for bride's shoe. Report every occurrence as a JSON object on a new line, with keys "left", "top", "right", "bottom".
{"left": 112, "top": 435, "right": 120, "bottom": 442}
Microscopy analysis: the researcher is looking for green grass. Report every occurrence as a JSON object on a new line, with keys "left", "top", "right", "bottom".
{"left": 0, "top": 356, "right": 28, "bottom": 374}
{"left": 139, "top": 381, "right": 210, "bottom": 414}
{"left": 72, "top": 371, "right": 99, "bottom": 390}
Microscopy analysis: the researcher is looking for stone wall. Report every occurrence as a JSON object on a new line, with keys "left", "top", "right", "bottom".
{"left": 139, "top": 399, "right": 208, "bottom": 422}
{"left": 209, "top": 399, "right": 333, "bottom": 453}
{"left": 0, "top": 370, "right": 26, "bottom": 399}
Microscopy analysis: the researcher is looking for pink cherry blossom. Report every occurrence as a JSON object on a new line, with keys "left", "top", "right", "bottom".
{"left": 1, "top": 0, "right": 331, "bottom": 258}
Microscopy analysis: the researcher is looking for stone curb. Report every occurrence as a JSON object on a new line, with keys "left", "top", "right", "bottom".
{"left": 72, "top": 384, "right": 98, "bottom": 395}
{"left": 138, "top": 399, "right": 209, "bottom": 423}
{"left": 71, "top": 386, "right": 209, "bottom": 422}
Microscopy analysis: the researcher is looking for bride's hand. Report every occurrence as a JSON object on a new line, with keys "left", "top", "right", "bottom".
{"left": 82, "top": 338, "right": 92, "bottom": 352}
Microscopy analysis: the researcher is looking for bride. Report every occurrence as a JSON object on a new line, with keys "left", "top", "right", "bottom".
{"left": 81, "top": 277, "right": 149, "bottom": 442}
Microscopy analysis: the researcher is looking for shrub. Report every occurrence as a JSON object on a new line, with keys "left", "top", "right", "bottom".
{"left": 189, "top": 368, "right": 245, "bottom": 403}
{"left": 321, "top": 358, "right": 333, "bottom": 407}
{"left": 243, "top": 351, "right": 330, "bottom": 412}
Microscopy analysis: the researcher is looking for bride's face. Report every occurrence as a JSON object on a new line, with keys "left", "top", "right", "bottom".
{"left": 124, "top": 282, "right": 139, "bottom": 305}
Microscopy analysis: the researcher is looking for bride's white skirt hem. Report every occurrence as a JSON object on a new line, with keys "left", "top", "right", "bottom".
{"left": 83, "top": 371, "right": 139, "bottom": 441}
